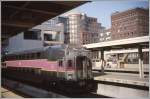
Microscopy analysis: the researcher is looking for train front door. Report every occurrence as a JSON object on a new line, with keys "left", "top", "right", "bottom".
{"left": 76, "top": 56, "right": 89, "bottom": 79}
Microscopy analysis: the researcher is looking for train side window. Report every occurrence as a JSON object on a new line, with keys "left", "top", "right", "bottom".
{"left": 28, "top": 54, "right": 31, "bottom": 59}
{"left": 68, "top": 60, "right": 72, "bottom": 67}
{"left": 27, "top": 54, "right": 30, "bottom": 59}
{"left": 59, "top": 60, "right": 63, "bottom": 67}
{"left": 12, "top": 56, "right": 14, "bottom": 60}
{"left": 19, "top": 55, "right": 21, "bottom": 60}
{"left": 31, "top": 53, "right": 34, "bottom": 59}
{"left": 37, "top": 52, "right": 41, "bottom": 58}
{"left": 18, "top": 55, "right": 20, "bottom": 60}
{"left": 20, "top": 55, "right": 22, "bottom": 60}
{"left": 34, "top": 53, "right": 36, "bottom": 59}
{"left": 25, "top": 54, "right": 28, "bottom": 60}
{"left": 22, "top": 55, "right": 24, "bottom": 60}
{"left": 14, "top": 55, "right": 16, "bottom": 60}
{"left": 21, "top": 55, "right": 23, "bottom": 60}
{"left": 33, "top": 53, "right": 36, "bottom": 59}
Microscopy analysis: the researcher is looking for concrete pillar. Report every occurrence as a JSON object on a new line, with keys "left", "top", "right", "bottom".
{"left": 138, "top": 46, "right": 144, "bottom": 78}
{"left": 101, "top": 50, "right": 105, "bottom": 74}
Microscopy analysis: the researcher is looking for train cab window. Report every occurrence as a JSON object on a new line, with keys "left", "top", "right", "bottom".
{"left": 68, "top": 60, "right": 72, "bottom": 67}
{"left": 59, "top": 60, "right": 63, "bottom": 67}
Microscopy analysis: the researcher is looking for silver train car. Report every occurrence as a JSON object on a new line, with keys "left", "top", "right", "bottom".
{"left": 2, "top": 44, "right": 97, "bottom": 93}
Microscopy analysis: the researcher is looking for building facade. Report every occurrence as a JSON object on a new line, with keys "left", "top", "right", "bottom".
{"left": 99, "top": 28, "right": 111, "bottom": 42}
{"left": 68, "top": 13, "right": 104, "bottom": 46}
{"left": 103, "top": 8, "right": 149, "bottom": 69}
{"left": 6, "top": 30, "right": 43, "bottom": 54}
{"left": 33, "top": 16, "right": 69, "bottom": 46}
{"left": 111, "top": 7, "right": 149, "bottom": 40}
{"left": 4, "top": 16, "right": 68, "bottom": 54}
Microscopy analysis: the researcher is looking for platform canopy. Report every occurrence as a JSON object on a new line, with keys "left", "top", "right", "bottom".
{"left": 1, "top": 1, "right": 88, "bottom": 42}
{"left": 83, "top": 36, "right": 149, "bottom": 51}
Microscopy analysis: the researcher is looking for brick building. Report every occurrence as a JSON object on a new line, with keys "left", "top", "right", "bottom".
{"left": 108, "top": 8, "right": 149, "bottom": 68}
{"left": 111, "top": 7, "right": 149, "bottom": 40}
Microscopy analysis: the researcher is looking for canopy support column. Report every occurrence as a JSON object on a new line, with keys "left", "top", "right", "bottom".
{"left": 101, "top": 50, "right": 105, "bottom": 74}
{"left": 138, "top": 46, "right": 144, "bottom": 78}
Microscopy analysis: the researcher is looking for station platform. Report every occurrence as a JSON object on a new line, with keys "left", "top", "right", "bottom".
{"left": 94, "top": 73, "right": 149, "bottom": 87}
{"left": 1, "top": 87, "right": 23, "bottom": 98}
{"left": 105, "top": 68, "right": 149, "bottom": 72}
{"left": 93, "top": 67, "right": 149, "bottom": 73}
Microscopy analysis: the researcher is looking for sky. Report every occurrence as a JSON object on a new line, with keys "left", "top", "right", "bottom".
{"left": 63, "top": 0, "right": 149, "bottom": 29}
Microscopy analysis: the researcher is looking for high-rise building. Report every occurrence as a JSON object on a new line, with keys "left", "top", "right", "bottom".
{"left": 111, "top": 7, "right": 149, "bottom": 40}
{"left": 68, "top": 13, "right": 104, "bottom": 46}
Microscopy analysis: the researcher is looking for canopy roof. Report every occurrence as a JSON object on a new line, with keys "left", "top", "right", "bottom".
{"left": 2, "top": 1, "right": 88, "bottom": 42}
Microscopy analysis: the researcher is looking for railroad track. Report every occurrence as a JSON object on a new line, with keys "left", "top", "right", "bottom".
{"left": 1, "top": 86, "right": 33, "bottom": 98}
{"left": 2, "top": 77, "right": 110, "bottom": 98}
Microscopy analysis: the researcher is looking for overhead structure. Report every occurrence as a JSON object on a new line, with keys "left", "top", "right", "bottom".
{"left": 2, "top": 1, "right": 89, "bottom": 42}
{"left": 83, "top": 36, "right": 149, "bottom": 50}
{"left": 83, "top": 36, "right": 149, "bottom": 78}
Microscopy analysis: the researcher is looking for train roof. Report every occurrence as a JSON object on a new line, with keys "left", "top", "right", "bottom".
{"left": 6, "top": 45, "right": 66, "bottom": 56}
{"left": 5, "top": 44, "right": 90, "bottom": 56}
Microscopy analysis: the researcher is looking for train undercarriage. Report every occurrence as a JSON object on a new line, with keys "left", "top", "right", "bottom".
{"left": 2, "top": 68, "right": 97, "bottom": 94}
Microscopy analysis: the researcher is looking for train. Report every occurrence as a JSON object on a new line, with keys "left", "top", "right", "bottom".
{"left": 2, "top": 44, "right": 97, "bottom": 93}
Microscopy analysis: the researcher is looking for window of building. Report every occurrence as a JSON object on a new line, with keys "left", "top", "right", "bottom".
{"left": 24, "top": 30, "right": 41, "bottom": 40}
{"left": 128, "top": 33, "right": 130, "bottom": 36}
{"left": 44, "top": 34, "right": 52, "bottom": 41}
{"left": 131, "top": 32, "right": 134, "bottom": 36}
{"left": 100, "top": 33, "right": 103, "bottom": 37}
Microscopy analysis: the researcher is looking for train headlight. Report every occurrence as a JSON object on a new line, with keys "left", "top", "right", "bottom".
{"left": 68, "top": 74, "right": 73, "bottom": 80}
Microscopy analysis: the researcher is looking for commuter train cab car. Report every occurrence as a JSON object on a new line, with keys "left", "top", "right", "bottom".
{"left": 2, "top": 44, "right": 97, "bottom": 93}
